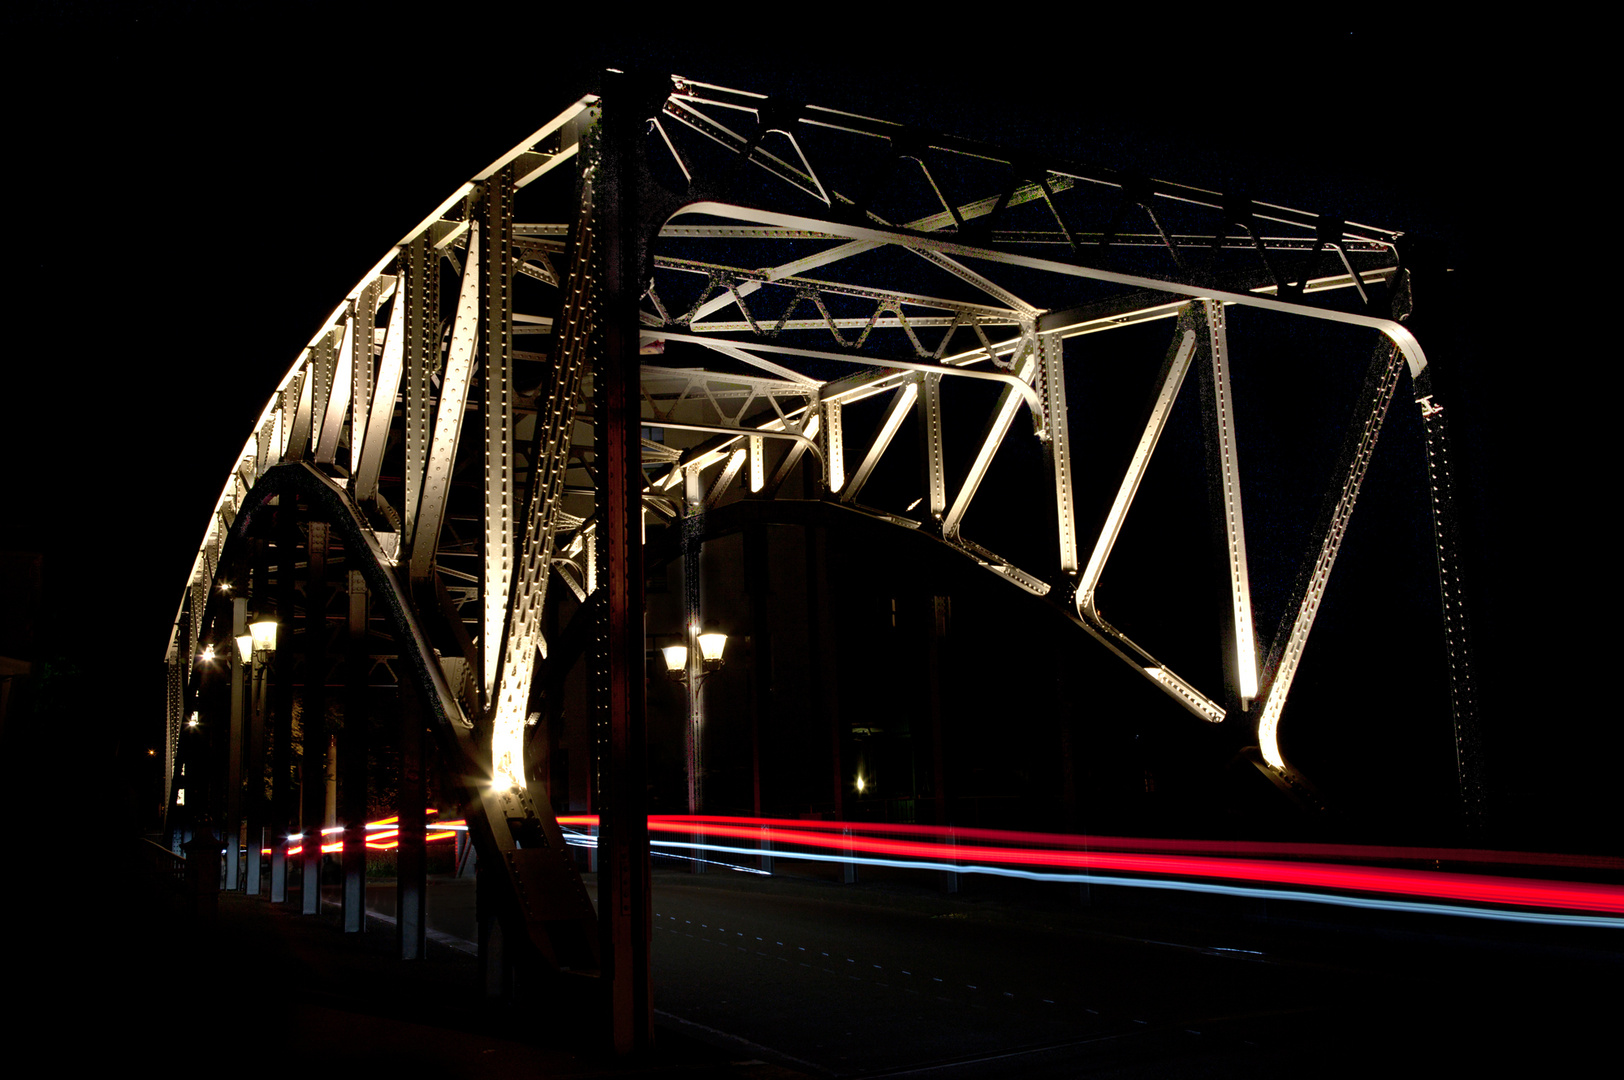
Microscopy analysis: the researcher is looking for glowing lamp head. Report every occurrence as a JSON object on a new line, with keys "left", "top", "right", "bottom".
{"left": 249, "top": 616, "right": 278, "bottom": 655}
{"left": 235, "top": 634, "right": 253, "bottom": 663}
{"left": 697, "top": 632, "right": 728, "bottom": 666}
{"left": 201, "top": 643, "right": 216, "bottom": 663}
{"left": 662, "top": 645, "right": 688, "bottom": 673}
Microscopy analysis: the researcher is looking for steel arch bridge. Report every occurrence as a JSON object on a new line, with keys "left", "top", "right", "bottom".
{"left": 161, "top": 71, "right": 1480, "bottom": 1047}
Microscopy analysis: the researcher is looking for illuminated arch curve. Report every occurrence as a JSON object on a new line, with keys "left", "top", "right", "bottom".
{"left": 162, "top": 75, "right": 1481, "bottom": 975}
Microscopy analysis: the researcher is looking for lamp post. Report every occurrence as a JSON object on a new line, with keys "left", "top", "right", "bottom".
{"left": 664, "top": 630, "right": 726, "bottom": 872}
{"left": 224, "top": 623, "right": 251, "bottom": 891}
{"left": 244, "top": 614, "right": 276, "bottom": 898}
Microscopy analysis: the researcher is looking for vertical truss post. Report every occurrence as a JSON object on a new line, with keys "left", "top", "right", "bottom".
{"left": 596, "top": 86, "right": 653, "bottom": 1054}
{"left": 1195, "top": 298, "right": 1259, "bottom": 710}
{"left": 164, "top": 655, "right": 182, "bottom": 835}
{"left": 820, "top": 398, "right": 844, "bottom": 494}
{"left": 1038, "top": 332, "right": 1079, "bottom": 578}
{"left": 301, "top": 521, "right": 329, "bottom": 915}
{"left": 483, "top": 166, "right": 516, "bottom": 700}
{"left": 748, "top": 434, "right": 765, "bottom": 493}
{"left": 349, "top": 281, "right": 380, "bottom": 477}
{"left": 355, "top": 272, "right": 404, "bottom": 507}
{"left": 1415, "top": 382, "right": 1486, "bottom": 823}
{"left": 257, "top": 412, "right": 276, "bottom": 482}
{"left": 313, "top": 329, "right": 346, "bottom": 466}
{"left": 918, "top": 373, "right": 947, "bottom": 525}
{"left": 188, "top": 578, "right": 205, "bottom": 686}
{"left": 410, "top": 223, "right": 483, "bottom": 592}
{"left": 341, "top": 568, "right": 369, "bottom": 933}
{"left": 286, "top": 356, "right": 314, "bottom": 462}
{"left": 278, "top": 377, "right": 298, "bottom": 461}
{"left": 402, "top": 236, "right": 439, "bottom": 548}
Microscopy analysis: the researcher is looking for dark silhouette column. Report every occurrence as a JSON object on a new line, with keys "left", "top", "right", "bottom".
{"left": 301, "top": 520, "right": 329, "bottom": 915}
{"left": 341, "top": 568, "right": 369, "bottom": 932}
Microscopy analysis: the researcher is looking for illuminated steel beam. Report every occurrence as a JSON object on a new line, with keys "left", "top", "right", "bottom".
{"left": 490, "top": 172, "right": 597, "bottom": 805}
{"left": 1078, "top": 309, "right": 1199, "bottom": 618}
{"left": 942, "top": 340, "right": 1036, "bottom": 540}
{"left": 354, "top": 273, "right": 404, "bottom": 507}
{"left": 841, "top": 379, "right": 917, "bottom": 504}
{"left": 1256, "top": 341, "right": 1406, "bottom": 771}
{"left": 408, "top": 221, "right": 481, "bottom": 586}
{"left": 1415, "top": 386, "right": 1486, "bottom": 820}
{"left": 285, "top": 358, "right": 313, "bottom": 461}
{"left": 1195, "top": 298, "right": 1260, "bottom": 709}
{"left": 483, "top": 167, "right": 516, "bottom": 699}
{"left": 819, "top": 398, "right": 844, "bottom": 493}
{"left": 347, "top": 279, "right": 381, "bottom": 479}
{"left": 313, "top": 327, "right": 346, "bottom": 465}
{"left": 1038, "top": 332, "right": 1078, "bottom": 577}
{"left": 919, "top": 372, "right": 946, "bottom": 522}
{"left": 402, "top": 235, "right": 437, "bottom": 548}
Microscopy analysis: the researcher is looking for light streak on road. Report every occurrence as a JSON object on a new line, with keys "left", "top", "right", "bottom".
{"left": 276, "top": 810, "right": 466, "bottom": 856}
{"left": 556, "top": 814, "right": 1624, "bottom": 927}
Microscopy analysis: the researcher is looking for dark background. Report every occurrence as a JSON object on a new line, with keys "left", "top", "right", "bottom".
{"left": 2, "top": 4, "right": 1609, "bottom": 851}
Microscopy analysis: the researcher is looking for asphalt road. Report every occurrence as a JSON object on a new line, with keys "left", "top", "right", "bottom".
{"left": 355, "top": 863, "right": 1619, "bottom": 1077}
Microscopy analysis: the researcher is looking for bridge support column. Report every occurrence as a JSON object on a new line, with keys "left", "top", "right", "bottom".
{"left": 245, "top": 541, "right": 270, "bottom": 898}
{"left": 806, "top": 525, "right": 844, "bottom": 822}
{"left": 682, "top": 468, "right": 706, "bottom": 873}
{"left": 398, "top": 679, "right": 427, "bottom": 960}
{"left": 597, "top": 80, "right": 654, "bottom": 1053}
{"left": 301, "top": 521, "right": 329, "bottom": 916}
{"left": 270, "top": 508, "right": 298, "bottom": 904}
{"left": 225, "top": 594, "right": 248, "bottom": 891}
{"left": 341, "top": 568, "right": 369, "bottom": 933}
{"left": 922, "top": 596, "right": 956, "bottom": 893}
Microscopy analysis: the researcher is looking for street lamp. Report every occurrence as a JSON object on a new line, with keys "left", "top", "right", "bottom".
{"left": 662, "top": 631, "right": 728, "bottom": 683}
{"left": 243, "top": 613, "right": 276, "bottom": 899}
{"left": 664, "top": 629, "right": 727, "bottom": 873}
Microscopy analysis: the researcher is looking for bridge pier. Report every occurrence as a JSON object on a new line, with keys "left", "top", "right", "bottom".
{"left": 244, "top": 540, "right": 270, "bottom": 899}
{"left": 340, "top": 568, "right": 369, "bottom": 933}
{"left": 397, "top": 678, "right": 427, "bottom": 960}
{"left": 301, "top": 521, "right": 328, "bottom": 916}
{"left": 224, "top": 593, "right": 247, "bottom": 892}
{"left": 269, "top": 507, "right": 298, "bottom": 905}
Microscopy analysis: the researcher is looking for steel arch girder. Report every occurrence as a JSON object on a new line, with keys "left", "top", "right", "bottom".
{"left": 225, "top": 461, "right": 601, "bottom": 976}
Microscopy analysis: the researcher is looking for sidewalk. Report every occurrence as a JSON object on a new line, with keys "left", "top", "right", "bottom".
{"left": 106, "top": 864, "right": 810, "bottom": 1079}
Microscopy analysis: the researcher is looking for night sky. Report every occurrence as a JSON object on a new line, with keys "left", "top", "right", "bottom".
{"left": 4, "top": 5, "right": 1609, "bottom": 850}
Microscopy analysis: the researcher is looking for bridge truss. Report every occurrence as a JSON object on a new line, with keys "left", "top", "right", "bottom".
{"left": 162, "top": 72, "right": 1480, "bottom": 1049}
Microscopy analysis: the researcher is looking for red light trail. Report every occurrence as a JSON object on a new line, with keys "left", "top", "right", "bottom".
{"left": 558, "top": 814, "right": 1624, "bottom": 917}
